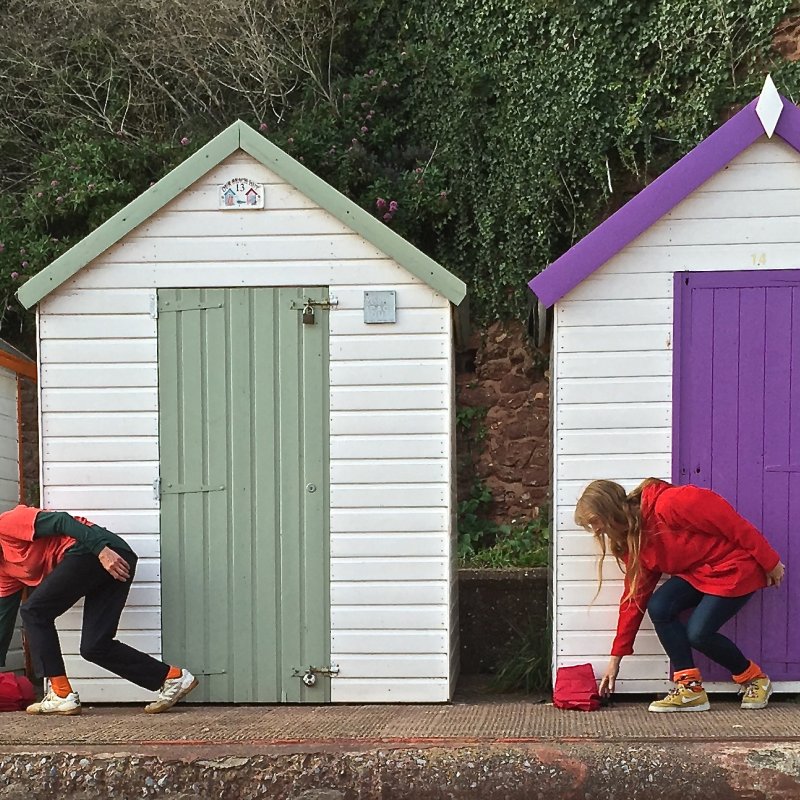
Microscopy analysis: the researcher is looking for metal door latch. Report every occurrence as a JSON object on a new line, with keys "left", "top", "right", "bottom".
{"left": 293, "top": 665, "right": 340, "bottom": 687}
{"left": 291, "top": 297, "right": 338, "bottom": 326}
{"left": 291, "top": 297, "right": 339, "bottom": 312}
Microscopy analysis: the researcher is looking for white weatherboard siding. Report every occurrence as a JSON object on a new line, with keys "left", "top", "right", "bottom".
{"left": 39, "top": 151, "right": 455, "bottom": 703}
{"left": 0, "top": 367, "right": 24, "bottom": 672}
{"left": 554, "top": 134, "right": 800, "bottom": 693}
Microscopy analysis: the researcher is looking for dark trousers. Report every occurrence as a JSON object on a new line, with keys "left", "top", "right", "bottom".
{"left": 20, "top": 550, "right": 169, "bottom": 691}
{"left": 647, "top": 576, "right": 753, "bottom": 675}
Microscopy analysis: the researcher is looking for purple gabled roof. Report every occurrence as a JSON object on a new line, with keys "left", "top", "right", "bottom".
{"left": 529, "top": 95, "right": 800, "bottom": 307}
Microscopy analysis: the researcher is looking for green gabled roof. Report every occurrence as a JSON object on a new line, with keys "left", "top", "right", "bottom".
{"left": 17, "top": 120, "right": 467, "bottom": 308}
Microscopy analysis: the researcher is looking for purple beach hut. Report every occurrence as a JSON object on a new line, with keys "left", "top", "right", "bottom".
{"left": 530, "top": 77, "right": 800, "bottom": 693}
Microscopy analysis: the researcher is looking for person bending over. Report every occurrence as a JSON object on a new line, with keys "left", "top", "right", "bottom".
{"left": 0, "top": 504, "right": 197, "bottom": 716}
{"left": 575, "top": 478, "right": 784, "bottom": 712}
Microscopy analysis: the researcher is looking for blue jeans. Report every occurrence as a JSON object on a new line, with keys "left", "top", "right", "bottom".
{"left": 646, "top": 576, "right": 753, "bottom": 675}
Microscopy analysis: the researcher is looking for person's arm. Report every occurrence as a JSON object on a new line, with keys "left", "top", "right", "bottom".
{"left": 600, "top": 563, "right": 661, "bottom": 695}
{"left": 662, "top": 486, "right": 781, "bottom": 573}
{"left": 0, "top": 591, "right": 22, "bottom": 668}
{"left": 33, "top": 511, "right": 122, "bottom": 554}
{"left": 34, "top": 512, "right": 132, "bottom": 582}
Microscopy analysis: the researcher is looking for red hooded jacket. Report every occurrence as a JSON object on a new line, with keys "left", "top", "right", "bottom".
{"left": 611, "top": 481, "right": 781, "bottom": 657}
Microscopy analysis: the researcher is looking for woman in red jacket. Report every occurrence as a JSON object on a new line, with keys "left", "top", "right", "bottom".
{"left": 575, "top": 478, "right": 785, "bottom": 712}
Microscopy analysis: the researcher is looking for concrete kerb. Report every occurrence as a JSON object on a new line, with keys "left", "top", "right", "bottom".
{"left": 3, "top": 699, "right": 800, "bottom": 799}
{"left": 2, "top": 741, "right": 800, "bottom": 799}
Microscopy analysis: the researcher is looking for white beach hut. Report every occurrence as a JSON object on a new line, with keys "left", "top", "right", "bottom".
{"left": 17, "top": 121, "right": 467, "bottom": 704}
{"left": 530, "top": 80, "right": 800, "bottom": 693}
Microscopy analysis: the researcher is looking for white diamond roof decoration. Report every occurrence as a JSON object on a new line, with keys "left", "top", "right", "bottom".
{"left": 756, "top": 75, "right": 783, "bottom": 138}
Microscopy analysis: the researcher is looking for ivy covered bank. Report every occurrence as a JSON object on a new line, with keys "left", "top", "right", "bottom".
{"left": 1, "top": 1, "right": 798, "bottom": 332}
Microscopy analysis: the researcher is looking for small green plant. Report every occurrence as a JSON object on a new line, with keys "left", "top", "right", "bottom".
{"left": 455, "top": 405, "right": 487, "bottom": 443}
{"left": 465, "top": 517, "right": 549, "bottom": 569}
{"left": 458, "top": 483, "right": 550, "bottom": 569}
{"left": 457, "top": 480, "right": 495, "bottom": 561}
{"left": 491, "top": 620, "right": 552, "bottom": 694}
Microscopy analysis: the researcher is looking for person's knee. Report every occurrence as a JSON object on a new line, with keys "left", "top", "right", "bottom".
{"left": 647, "top": 592, "right": 671, "bottom": 623}
{"left": 686, "top": 622, "right": 712, "bottom": 651}
{"left": 79, "top": 636, "right": 110, "bottom": 664}
{"left": 20, "top": 598, "right": 46, "bottom": 625}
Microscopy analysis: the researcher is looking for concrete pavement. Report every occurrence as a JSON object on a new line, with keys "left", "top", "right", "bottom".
{"left": 2, "top": 687, "right": 800, "bottom": 798}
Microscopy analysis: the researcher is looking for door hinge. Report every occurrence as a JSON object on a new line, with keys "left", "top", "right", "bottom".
{"left": 159, "top": 300, "right": 225, "bottom": 313}
{"left": 161, "top": 483, "right": 226, "bottom": 495}
{"left": 149, "top": 293, "right": 158, "bottom": 319}
{"left": 153, "top": 477, "right": 225, "bottom": 497}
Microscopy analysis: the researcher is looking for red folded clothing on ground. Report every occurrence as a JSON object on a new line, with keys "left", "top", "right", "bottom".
{"left": 552, "top": 663, "right": 601, "bottom": 711}
{"left": 0, "top": 672, "right": 35, "bottom": 711}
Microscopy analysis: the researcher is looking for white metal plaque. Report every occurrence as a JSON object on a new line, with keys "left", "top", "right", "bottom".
{"left": 219, "top": 178, "right": 265, "bottom": 209}
{"left": 364, "top": 290, "right": 397, "bottom": 323}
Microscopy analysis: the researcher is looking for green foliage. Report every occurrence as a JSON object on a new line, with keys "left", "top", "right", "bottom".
{"left": 492, "top": 620, "right": 552, "bottom": 693}
{"left": 465, "top": 517, "right": 550, "bottom": 569}
{"left": 457, "top": 480, "right": 496, "bottom": 560}
{"left": 455, "top": 405, "right": 488, "bottom": 443}
{"left": 1, "top": 0, "right": 797, "bottom": 340}
{"left": 0, "top": 124, "right": 195, "bottom": 341}
{"left": 401, "top": 0, "right": 799, "bottom": 319}
{"left": 458, "top": 479, "right": 550, "bottom": 568}
{"left": 267, "top": 57, "right": 455, "bottom": 249}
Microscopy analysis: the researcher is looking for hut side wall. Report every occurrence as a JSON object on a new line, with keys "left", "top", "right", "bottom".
{"left": 0, "top": 366, "right": 24, "bottom": 671}
{"left": 38, "top": 152, "right": 455, "bottom": 703}
{"left": 553, "top": 135, "right": 800, "bottom": 692}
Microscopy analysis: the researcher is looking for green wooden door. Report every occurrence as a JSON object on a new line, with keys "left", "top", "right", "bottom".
{"left": 157, "top": 287, "right": 330, "bottom": 703}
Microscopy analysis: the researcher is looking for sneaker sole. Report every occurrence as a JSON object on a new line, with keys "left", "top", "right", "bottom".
{"left": 648, "top": 701, "right": 711, "bottom": 713}
{"left": 26, "top": 706, "right": 82, "bottom": 716}
{"left": 144, "top": 677, "right": 199, "bottom": 714}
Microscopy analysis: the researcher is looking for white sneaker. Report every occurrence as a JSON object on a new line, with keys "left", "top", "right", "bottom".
{"left": 26, "top": 689, "right": 82, "bottom": 716}
{"left": 144, "top": 668, "right": 198, "bottom": 714}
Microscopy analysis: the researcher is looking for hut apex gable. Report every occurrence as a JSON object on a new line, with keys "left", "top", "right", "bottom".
{"left": 17, "top": 121, "right": 466, "bottom": 308}
{"left": 530, "top": 91, "right": 800, "bottom": 308}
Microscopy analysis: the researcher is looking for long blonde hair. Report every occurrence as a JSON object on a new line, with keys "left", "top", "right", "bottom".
{"left": 574, "top": 478, "right": 663, "bottom": 602}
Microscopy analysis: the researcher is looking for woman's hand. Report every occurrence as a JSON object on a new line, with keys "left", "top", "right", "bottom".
{"left": 599, "top": 656, "right": 621, "bottom": 697}
{"left": 98, "top": 547, "right": 131, "bottom": 582}
{"left": 767, "top": 561, "right": 785, "bottom": 588}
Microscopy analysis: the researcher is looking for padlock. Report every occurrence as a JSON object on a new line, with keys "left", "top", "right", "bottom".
{"left": 302, "top": 669, "right": 317, "bottom": 687}
{"left": 302, "top": 303, "right": 315, "bottom": 325}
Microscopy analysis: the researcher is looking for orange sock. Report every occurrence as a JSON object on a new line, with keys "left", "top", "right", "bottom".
{"left": 673, "top": 667, "right": 703, "bottom": 689}
{"left": 732, "top": 661, "right": 765, "bottom": 685}
{"left": 166, "top": 666, "right": 182, "bottom": 680}
{"left": 49, "top": 676, "right": 73, "bottom": 698}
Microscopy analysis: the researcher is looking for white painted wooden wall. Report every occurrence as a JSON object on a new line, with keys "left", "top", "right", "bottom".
{"left": 553, "top": 135, "right": 800, "bottom": 693}
{"left": 0, "top": 366, "right": 24, "bottom": 671}
{"left": 38, "top": 152, "right": 456, "bottom": 703}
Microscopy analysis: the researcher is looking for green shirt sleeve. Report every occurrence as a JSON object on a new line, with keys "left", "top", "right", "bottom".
{"left": 0, "top": 591, "right": 22, "bottom": 669}
{"left": 33, "top": 511, "right": 133, "bottom": 556}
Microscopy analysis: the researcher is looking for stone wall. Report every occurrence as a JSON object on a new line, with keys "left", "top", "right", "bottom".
{"left": 458, "top": 567, "right": 548, "bottom": 675}
{"left": 456, "top": 320, "right": 550, "bottom": 525}
{"left": 774, "top": 13, "right": 800, "bottom": 61}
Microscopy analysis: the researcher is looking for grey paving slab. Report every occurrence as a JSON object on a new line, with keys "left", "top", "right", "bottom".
{"left": 2, "top": 695, "right": 800, "bottom": 748}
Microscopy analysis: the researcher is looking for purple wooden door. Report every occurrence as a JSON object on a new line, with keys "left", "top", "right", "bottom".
{"left": 674, "top": 269, "right": 800, "bottom": 682}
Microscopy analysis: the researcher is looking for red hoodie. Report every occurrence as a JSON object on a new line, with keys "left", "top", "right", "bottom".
{"left": 610, "top": 481, "right": 781, "bottom": 657}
